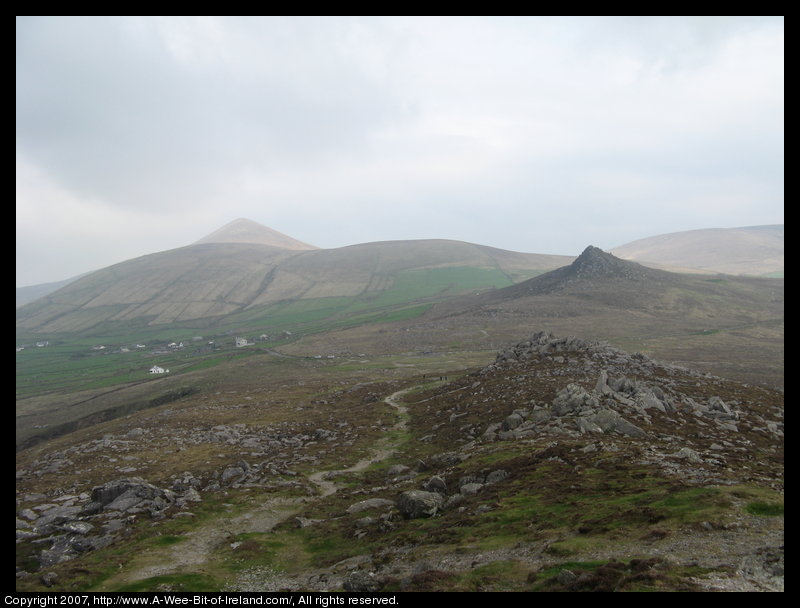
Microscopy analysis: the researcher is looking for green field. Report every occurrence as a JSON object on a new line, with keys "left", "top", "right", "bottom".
{"left": 16, "top": 266, "right": 511, "bottom": 400}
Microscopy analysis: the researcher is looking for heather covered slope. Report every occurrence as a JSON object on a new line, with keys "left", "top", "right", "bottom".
{"left": 15, "top": 331, "right": 783, "bottom": 592}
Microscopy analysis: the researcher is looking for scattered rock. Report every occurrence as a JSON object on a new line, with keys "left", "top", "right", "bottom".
{"left": 670, "top": 447, "right": 703, "bottom": 464}
{"left": 502, "top": 413, "right": 524, "bottom": 431}
{"left": 459, "top": 483, "right": 484, "bottom": 496}
{"left": 346, "top": 498, "right": 394, "bottom": 514}
{"left": 386, "top": 464, "right": 411, "bottom": 477}
{"left": 60, "top": 521, "right": 93, "bottom": 535}
{"left": 296, "top": 517, "right": 323, "bottom": 528}
{"left": 343, "top": 571, "right": 382, "bottom": 592}
{"left": 221, "top": 466, "right": 246, "bottom": 484}
{"left": 40, "top": 572, "right": 58, "bottom": 588}
{"left": 485, "top": 469, "right": 508, "bottom": 484}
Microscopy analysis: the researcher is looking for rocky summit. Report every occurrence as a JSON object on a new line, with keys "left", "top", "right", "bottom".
{"left": 497, "top": 246, "right": 667, "bottom": 298}
{"left": 16, "top": 331, "right": 783, "bottom": 592}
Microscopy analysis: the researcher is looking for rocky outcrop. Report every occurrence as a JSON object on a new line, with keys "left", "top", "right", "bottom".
{"left": 457, "top": 329, "right": 776, "bottom": 452}
{"left": 16, "top": 476, "right": 201, "bottom": 572}
{"left": 495, "top": 332, "right": 605, "bottom": 365}
{"left": 86, "top": 477, "right": 173, "bottom": 515}
{"left": 552, "top": 383, "right": 599, "bottom": 416}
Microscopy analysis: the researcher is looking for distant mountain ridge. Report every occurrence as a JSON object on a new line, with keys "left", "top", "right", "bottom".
{"left": 16, "top": 221, "right": 785, "bottom": 333}
{"left": 16, "top": 220, "right": 571, "bottom": 333}
{"left": 612, "top": 225, "right": 784, "bottom": 276}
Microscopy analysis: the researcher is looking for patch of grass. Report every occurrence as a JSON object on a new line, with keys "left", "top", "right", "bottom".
{"left": 219, "top": 533, "right": 291, "bottom": 572}
{"left": 537, "top": 560, "right": 607, "bottom": 577}
{"left": 531, "top": 558, "right": 710, "bottom": 592}
{"left": 452, "top": 560, "right": 531, "bottom": 591}
{"left": 544, "top": 537, "right": 602, "bottom": 557}
{"left": 297, "top": 528, "right": 358, "bottom": 566}
{"left": 746, "top": 501, "right": 784, "bottom": 516}
{"left": 113, "top": 573, "right": 222, "bottom": 592}
{"left": 651, "top": 487, "right": 731, "bottom": 523}
{"left": 150, "top": 534, "right": 186, "bottom": 547}
{"left": 368, "top": 267, "right": 513, "bottom": 309}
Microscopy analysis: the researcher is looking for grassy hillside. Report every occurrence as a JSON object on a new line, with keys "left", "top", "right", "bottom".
{"left": 16, "top": 240, "right": 570, "bottom": 334}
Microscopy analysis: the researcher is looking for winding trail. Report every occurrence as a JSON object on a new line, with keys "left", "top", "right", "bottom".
{"left": 97, "top": 386, "right": 415, "bottom": 590}
{"left": 308, "top": 387, "right": 410, "bottom": 496}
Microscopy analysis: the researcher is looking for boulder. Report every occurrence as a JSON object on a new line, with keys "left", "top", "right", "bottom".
{"left": 552, "top": 383, "right": 599, "bottom": 416}
{"left": 577, "top": 417, "right": 604, "bottom": 434}
{"left": 296, "top": 516, "right": 323, "bottom": 528}
{"left": 613, "top": 417, "right": 648, "bottom": 438}
{"left": 423, "top": 476, "right": 447, "bottom": 494}
{"left": 386, "top": 464, "right": 411, "bottom": 477}
{"left": 636, "top": 391, "right": 667, "bottom": 413}
{"left": 19, "top": 509, "right": 39, "bottom": 521}
{"left": 91, "top": 478, "right": 161, "bottom": 506}
{"left": 459, "top": 483, "right": 484, "bottom": 496}
{"left": 346, "top": 498, "right": 394, "bottom": 514}
{"left": 396, "top": 490, "right": 444, "bottom": 519}
{"left": 89, "top": 478, "right": 172, "bottom": 514}
{"left": 588, "top": 409, "right": 647, "bottom": 438}
{"left": 708, "top": 396, "right": 731, "bottom": 415}
{"left": 60, "top": 521, "right": 93, "bottom": 535}
{"left": 40, "top": 572, "right": 59, "bottom": 588}
{"left": 502, "top": 413, "right": 524, "bottom": 431}
{"left": 594, "top": 370, "right": 614, "bottom": 396}
{"left": 221, "top": 466, "right": 246, "bottom": 484}
{"left": 444, "top": 494, "right": 465, "bottom": 511}
{"left": 485, "top": 470, "right": 508, "bottom": 485}
{"left": 343, "top": 571, "right": 382, "bottom": 592}
{"left": 670, "top": 447, "right": 703, "bottom": 464}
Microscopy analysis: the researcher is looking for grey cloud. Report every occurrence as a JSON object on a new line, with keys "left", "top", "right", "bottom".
{"left": 16, "top": 16, "right": 408, "bottom": 211}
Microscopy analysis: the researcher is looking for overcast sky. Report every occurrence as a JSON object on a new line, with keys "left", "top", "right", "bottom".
{"left": 16, "top": 16, "right": 784, "bottom": 286}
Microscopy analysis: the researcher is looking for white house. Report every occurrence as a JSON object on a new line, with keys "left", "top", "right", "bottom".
{"left": 149, "top": 365, "right": 169, "bottom": 374}
{"left": 235, "top": 337, "right": 249, "bottom": 347}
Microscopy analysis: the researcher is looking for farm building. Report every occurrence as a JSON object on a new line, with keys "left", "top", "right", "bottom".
{"left": 149, "top": 365, "right": 169, "bottom": 374}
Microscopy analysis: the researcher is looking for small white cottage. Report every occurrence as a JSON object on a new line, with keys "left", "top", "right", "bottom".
{"left": 149, "top": 365, "right": 168, "bottom": 374}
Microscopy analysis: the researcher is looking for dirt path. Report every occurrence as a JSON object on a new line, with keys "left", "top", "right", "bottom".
{"left": 98, "top": 386, "right": 414, "bottom": 590}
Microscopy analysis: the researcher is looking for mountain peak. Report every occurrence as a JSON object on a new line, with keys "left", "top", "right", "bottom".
{"left": 194, "top": 219, "right": 318, "bottom": 250}
{"left": 567, "top": 245, "right": 645, "bottom": 279}
{"left": 486, "top": 245, "right": 662, "bottom": 300}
